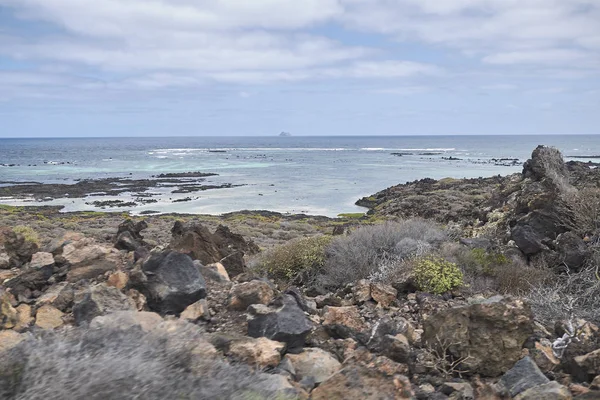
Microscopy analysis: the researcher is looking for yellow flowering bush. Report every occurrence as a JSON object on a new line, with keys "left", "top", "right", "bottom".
{"left": 414, "top": 256, "right": 463, "bottom": 294}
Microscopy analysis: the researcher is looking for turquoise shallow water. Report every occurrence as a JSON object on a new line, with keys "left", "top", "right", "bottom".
{"left": 1, "top": 135, "right": 599, "bottom": 217}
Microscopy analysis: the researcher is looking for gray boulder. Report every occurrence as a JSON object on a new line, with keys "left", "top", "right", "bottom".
{"left": 556, "top": 232, "right": 588, "bottom": 271}
{"left": 500, "top": 356, "right": 549, "bottom": 398}
{"left": 247, "top": 294, "right": 313, "bottom": 351}
{"left": 133, "top": 250, "right": 206, "bottom": 315}
{"left": 73, "top": 284, "right": 136, "bottom": 325}
{"left": 512, "top": 224, "right": 546, "bottom": 255}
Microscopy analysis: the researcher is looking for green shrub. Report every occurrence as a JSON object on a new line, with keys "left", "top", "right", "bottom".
{"left": 414, "top": 256, "right": 463, "bottom": 294}
{"left": 12, "top": 226, "right": 40, "bottom": 245}
{"left": 253, "top": 235, "right": 332, "bottom": 282}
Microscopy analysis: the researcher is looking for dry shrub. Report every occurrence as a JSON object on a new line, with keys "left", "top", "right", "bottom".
{"left": 441, "top": 243, "right": 553, "bottom": 296}
{"left": 251, "top": 235, "right": 332, "bottom": 283}
{"left": 0, "top": 324, "right": 295, "bottom": 400}
{"left": 556, "top": 187, "right": 600, "bottom": 236}
{"left": 527, "top": 260, "right": 600, "bottom": 325}
{"left": 496, "top": 261, "right": 555, "bottom": 295}
{"left": 320, "top": 220, "right": 447, "bottom": 289}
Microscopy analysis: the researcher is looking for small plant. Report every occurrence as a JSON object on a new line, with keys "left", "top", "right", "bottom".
{"left": 12, "top": 226, "right": 40, "bottom": 245}
{"left": 413, "top": 256, "right": 463, "bottom": 295}
{"left": 253, "top": 235, "right": 332, "bottom": 282}
{"left": 424, "top": 335, "right": 473, "bottom": 379}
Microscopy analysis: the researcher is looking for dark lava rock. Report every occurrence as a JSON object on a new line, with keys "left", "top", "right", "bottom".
{"left": 170, "top": 221, "right": 259, "bottom": 277}
{"left": 133, "top": 250, "right": 206, "bottom": 314}
{"left": 73, "top": 284, "right": 136, "bottom": 325}
{"left": 3, "top": 230, "right": 39, "bottom": 268}
{"left": 499, "top": 356, "right": 549, "bottom": 398}
{"left": 115, "top": 219, "right": 148, "bottom": 251}
{"left": 5, "top": 265, "right": 54, "bottom": 299}
{"left": 247, "top": 294, "right": 313, "bottom": 352}
{"left": 523, "top": 145, "right": 568, "bottom": 182}
{"left": 512, "top": 224, "right": 546, "bottom": 255}
{"left": 556, "top": 232, "right": 588, "bottom": 271}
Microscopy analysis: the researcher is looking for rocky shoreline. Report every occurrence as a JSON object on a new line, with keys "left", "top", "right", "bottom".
{"left": 1, "top": 146, "right": 600, "bottom": 399}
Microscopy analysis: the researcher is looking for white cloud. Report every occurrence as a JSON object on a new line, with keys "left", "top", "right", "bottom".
{"left": 340, "top": 0, "right": 600, "bottom": 68}
{"left": 0, "top": 0, "right": 599, "bottom": 96}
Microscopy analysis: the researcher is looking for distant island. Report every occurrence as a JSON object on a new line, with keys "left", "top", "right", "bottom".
{"left": 279, "top": 132, "right": 291, "bottom": 137}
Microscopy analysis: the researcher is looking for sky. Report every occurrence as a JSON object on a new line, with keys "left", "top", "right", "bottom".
{"left": 0, "top": 0, "right": 599, "bottom": 137}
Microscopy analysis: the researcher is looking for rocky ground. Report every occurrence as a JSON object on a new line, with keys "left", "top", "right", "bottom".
{"left": 0, "top": 146, "right": 599, "bottom": 399}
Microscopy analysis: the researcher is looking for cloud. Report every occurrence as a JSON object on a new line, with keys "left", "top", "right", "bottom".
{"left": 340, "top": 0, "right": 600, "bottom": 68}
{"left": 0, "top": 0, "right": 598, "bottom": 99}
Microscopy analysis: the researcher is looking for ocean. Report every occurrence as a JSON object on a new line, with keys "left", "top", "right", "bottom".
{"left": 1, "top": 135, "right": 599, "bottom": 217}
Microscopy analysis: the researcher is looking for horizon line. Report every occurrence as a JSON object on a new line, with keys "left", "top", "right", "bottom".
{"left": 1, "top": 133, "right": 599, "bottom": 139}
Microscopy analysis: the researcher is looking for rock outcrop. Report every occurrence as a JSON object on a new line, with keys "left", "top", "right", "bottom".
{"left": 423, "top": 296, "right": 534, "bottom": 377}
{"left": 170, "top": 221, "right": 259, "bottom": 277}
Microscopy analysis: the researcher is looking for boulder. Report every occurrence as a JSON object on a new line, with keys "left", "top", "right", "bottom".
{"left": 14, "top": 304, "right": 33, "bottom": 332}
{"left": 3, "top": 229, "right": 39, "bottom": 267}
{"left": 63, "top": 238, "right": 122, "bottom": 282}
{"left": 531, "top": 339, "right": 561, "bottom": 373}
{"left": 198, "top": 262, "right": 230, "bottom": 282}
{"left": 370, "top": 282, "right": 397, "bottom": 308}
{"left": 0, "top": 252, "right": 9, "bottom": 269}
{"left": 29, "top": 252, "right": 54, "bottom": 269}
{"left": 132, "top": 250, "right": 206, "bottom": 315}
{"left": 114, "top": 219, "right": 148, "bottom": 251}
{"left": 34, "top": 305, "right": 64, "bottom": 329}
{"left": 247, "top": 294, "right": 313, "bottom": 351}
{"left": 180, "top": 299, "right": 209, "bottom": 322}
{"left": 322, "top": 306, "right": 368, "bottom": 333}
{"left": 514, "top": 381, "right": 571, "bottom": 400}
{"left": 283, "top": 348, "right": 341, "bottom": 383}
{"left": 574, "top": 349, "right": 600, "bottom": 380}
{"left": 423, "top": 296, "right": 534, "bottom": 377}
{"left": 36, "top": 282, "right": 74, "bottom": 312}
{"left": 379, "top": 334, "right": 411, "bottom": 364}
{"left": 500, "top": 356, "right": 550, "bottom": 397}
{"left": 556, "top": 232, "right": 588, "bottom": 271}
{"left": 311, "top": 364, "right": 413, "bottom": 400}
{"left": 227, "top": 280, "right": 274, "bottom": 311}
{"left": 170, "top": 221, "right": 259, "bottom": 277}
{"left": 106, "top": 271, "right": 129, "bottom": 290}
{"left": 4, "top": 268, "right": 54, "bottom": 300}
{"left": 353, "top": 279, "right": 372, "bottom": 303}
{"left": 523, "top": 145, "right": 569, "bottom": 182}
{"left": 512, "top": 224, "right": 546, "bottom": 255}
{"left": 441, "top": 382, "right": 475, "bottom": 399}
{"left": 72, "top": 284, "right": 136, "bottom": 325}
{"left": 90, "top": 310, "right": 163, "bottom": 332}
{"left": 228, "top": 337, "right": 285, "bottom": 369}
{"left": 0, "top": 330, "right": 24, "bottom": 353}
{"left": 0, "top": 290, "right": 18, "bottom": 329}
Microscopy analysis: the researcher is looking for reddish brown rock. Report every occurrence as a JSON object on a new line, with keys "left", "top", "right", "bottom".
{"left": 423, "top": 296, "right": 534, "bottom": 377}
{"left": 107, "top": 271, "right": 129, "bottom": 290}
{"left": 0, "top": 330, "right": 24, "bottom": 353}
{"left": 311, "top": 364, "right": 413, "bottom": 400}
{"left": 227, "top": 280, "right": 274, "bottom": 311}
{"left": 180, "top": 299, "right": 209, "bottom": 322}
{"left": 322, "top": 306, "right": 367, "bottom": 333}
{"left": 228, "top": 337, "right": 285, "bottom": 369}
{"left": 35, "top": 305, "right": 64, "bottom": 329}
{"left": 370, "top": 282, "right": 397, "bottom": 308}
{"left": 284, "top": 348, "right": 342, "bottom": 383}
